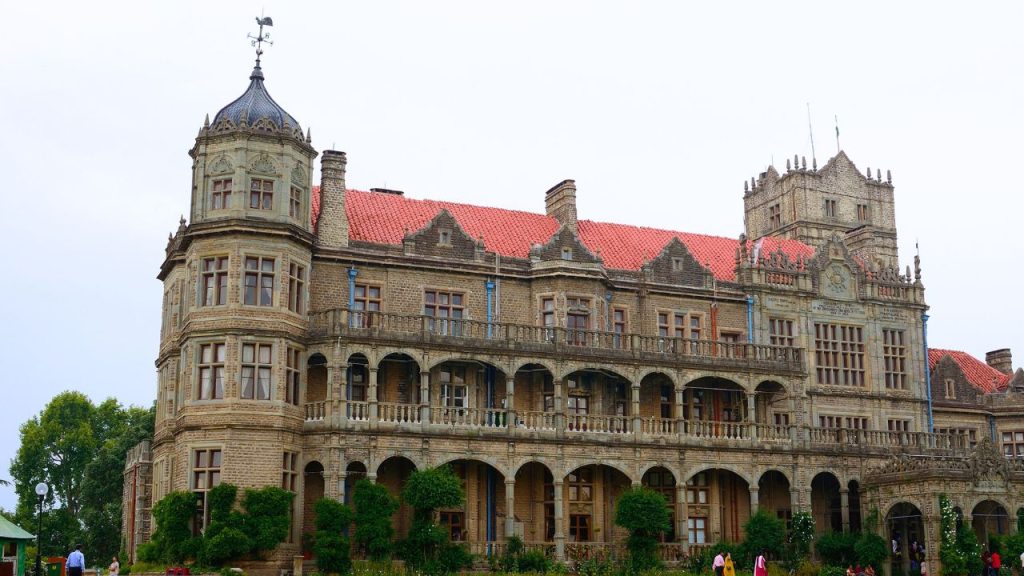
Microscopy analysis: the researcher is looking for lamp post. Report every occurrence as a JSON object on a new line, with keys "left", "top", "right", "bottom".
{"left": 34, "top": 482, "right": 48, "bottom": 576}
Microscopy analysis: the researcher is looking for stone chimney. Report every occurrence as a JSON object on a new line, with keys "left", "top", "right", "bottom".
{"left": 545, "top": 179, "right": 577, "bottom": 233}
{"left": 317, "top": 150, "right": 349, "bottom": 248}
{"left": 986, "top": 348, "right": 1013, "bottom": 375}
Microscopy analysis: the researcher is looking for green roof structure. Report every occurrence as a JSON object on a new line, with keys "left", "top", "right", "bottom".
{"left": 0, "top": 515, "right": 35, "bottom": 576}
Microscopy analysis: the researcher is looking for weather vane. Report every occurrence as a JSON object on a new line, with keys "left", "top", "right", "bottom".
{"left": 248, "top": 15, "right": 274, "bottom": 67}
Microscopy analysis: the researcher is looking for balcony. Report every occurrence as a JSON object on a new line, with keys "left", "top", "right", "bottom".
{"left": 302, "top": 399, "right": 970, "bottom": 457}
{"left": 308, "top": 308, "right": 804, "bottom": 374}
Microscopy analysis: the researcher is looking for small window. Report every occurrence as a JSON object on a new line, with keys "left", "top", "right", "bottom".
{"left": 671, "top": 257, "right": 686, "bottom": 271}
{"left": 211, "top": 179, "right": 232, "bottom": 210}
{"left": 241, "top": 343, "right": 273, "bottom": 400}
{"left": 250, "top": 179, "right": 274, "bottom": 210}
{"left": 438, "top": 229, "right": 452, "bottom": 246}
{"left": 244, "top": 257, "right": 276, "bottom": 306}
{"left": 945, "top": 379, "right": 956, "bottom": 399}
{"left": 824, "top": 198, "right": 838, "bottom": 219}
{"left": 289, "top": 186, "right": 302, "bottom": 218}
{"left": 857, "top": 204, "right": 870, "bottom": 221}
{"left": 561, "top": 247, "right": 573, "bottom": 260}
{"left": 768, "top": 204, "right": 782, "bottom": 229}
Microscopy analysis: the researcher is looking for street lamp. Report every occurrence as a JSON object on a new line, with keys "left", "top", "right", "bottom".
{"left": 34, "top": 482, "right": 48, "bottom": 576}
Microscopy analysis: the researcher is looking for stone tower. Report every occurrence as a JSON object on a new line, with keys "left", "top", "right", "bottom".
{"left": 742, "top": 151, "right": 899, "bottom": 268}
{"left": 152, "top": 52, "right": 317, "bottom": 550}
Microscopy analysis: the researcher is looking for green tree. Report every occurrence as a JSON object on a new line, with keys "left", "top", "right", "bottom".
{"left": 398, "top": 467, "right": 470, "bottom": 575}
{"left": 614, "top": 488, "right": 670, "bottom": 570}
{"left": 741, "top": 509, "right": 785, "bottom": 564}
{"left": 352, "top": 479, "right": 398, "bottom": 560}
{"left": 240, "top": 487, "right": 294, "bottom": 557}
{"left": 816, "top": 532, "right": 859, "bottom": 567}
{"left": 789, "top": 512, "right": 815, "bottom": 562}
{"left": 10, "top": 392, "right": 154, "bottom": 559}
{"left": 314, "top": 498, "right": 353, "bottom": 575}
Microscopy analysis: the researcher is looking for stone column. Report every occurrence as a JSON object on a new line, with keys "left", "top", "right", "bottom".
{"left": 840, "top": 488, "right": 850, "bottom": 532}
{"left": 368, "top": 368, "right": 379, "bottom": 423}
{"left": 505, "top": 478, "right": 517, "bottom": 539}
{"left": 337, "top": 471, "right": 348, "bottom": 504}
{"left": 631, "top": 384, "right": 641, "bottom": 435}
{"left": 505, "top": 376, "right": 516, "bottom": 429}
{"left": 677, "top": 483, "right": 689, "bottom": 552}
{"left": 420, "top": 371, "right": 431, "bottom": 424}
{"left": 747, "top": 394, "right": 757, "bottom": 440}
{"left": 750, "top": 485, "right": 760, "bottom": 512}
{"left": 337, "top": 364, "right": 349, "bottom": 425}
{"left": 554, "top": 377, "right": 566, "bottom": 433}
{"left": 554, "top": 478, "right": 566, "bottom": 560}
{"left": 676, "top": 384, "right": 686, "bottom": 438}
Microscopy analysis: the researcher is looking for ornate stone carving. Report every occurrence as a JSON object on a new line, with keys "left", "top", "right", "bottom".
{"left": 291, "top": 163, "right": 307, "bottom": 185}
{"left": 249, "top": 153, "right": 276, "bottom": 175}
{"left": 966, "top": 436, "right": 1011, "bottom": 487}
{"left": 209, "top": 155, "right": 233, "bottom": 175}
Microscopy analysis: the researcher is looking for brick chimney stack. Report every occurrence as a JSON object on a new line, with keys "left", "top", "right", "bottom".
{"left": 986, "top": 348, "right": 1013, "bottom": 375}
{"left": 545, "top": 179, "right": 577, "bottom": 233}
{"left": 317, "top": 150, "right": 349, "bottom": 248}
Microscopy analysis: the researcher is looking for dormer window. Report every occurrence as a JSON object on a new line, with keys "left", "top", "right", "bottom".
{"left": 562, "top": 247, "right": 573, "bottom": 260}
{"left": 672, "top": 257, "right": 685, "bottom": 272}
{"left": 945, "top": 379, "right": 956, "bottom": 399}
{"left": 438, "top": 229, "right": 452, "bottom": 246}
{"left": 250, "top": 179, "right": 274, "bottom": 210}
{"left": 211, "top": 179, "right": 232, "bottom": 210}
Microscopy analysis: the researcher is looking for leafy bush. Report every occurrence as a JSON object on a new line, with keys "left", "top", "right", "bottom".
{"left": 314, "top": 497, "right": 353, "bottom": 575}
{"left": 398, "top": 467, "right": 467, "bottom": 575}
{"left": 820, "top": 565, "right": 848, "bottom": 576}
{"left": 940, "top": 494, "right": 981, "bottom": 576}
{"left": 854, "top": 532, "right": 888, "bottom": 570}
{"left": 204, "top": 528, "right": 252, "bottom": 565}
{"left": 517, "top": 549, "right": 550, "bottom": 573}
{"left": 149, "top": 491, "right": 200, "bottom": 563}
{"left": 614, "top": 488, "right": 670, "bottom": 571}
{"left": 817, "top": 532, "right": 860, "bottom": 567}
{"left": 352, "top": 479, "right": 399, "bottom": 560}
{"left": 741, "top": 510, "right": 785, "bottom": 565}
{"left": 240, "top": 486, "right": 293, "bottom": 557}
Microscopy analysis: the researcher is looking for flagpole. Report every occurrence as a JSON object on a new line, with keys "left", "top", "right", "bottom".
{"left": 835, "top": 115, "right": 840, "bottom": 152}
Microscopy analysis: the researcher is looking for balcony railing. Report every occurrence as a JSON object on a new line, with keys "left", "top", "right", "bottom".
{"left": 309, "top": 309, "right": 804, "bottom": 373}
{"left": 302, "top": 401, "right": 972, "bottom": 456}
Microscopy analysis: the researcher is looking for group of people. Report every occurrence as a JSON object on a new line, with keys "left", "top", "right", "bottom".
{"left": 64, "top": 544, "right": 121, "bottom": 576}
{"left": 712, "top": 549, "right": 768, "bottom": 576}
{"left": 845, "top": 564, "right": 879, "bottom": 576}
{"left": 982, "top": 547, "right": 1002, "bottom": 576}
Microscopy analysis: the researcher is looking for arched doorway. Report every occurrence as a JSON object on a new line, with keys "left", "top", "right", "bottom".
{"left": 377, "top": 456, "right": 417, "bottom": 538}
{"left": 346, "top": 354, "right": 369, "bottom": 420}
{"left": 343, "top": 461, "right": 367, "bottom": 505}
{"left": 431, "top": 360, "right": 508, "bottom": 427}
{"left": 378, "top": 353, "right": 421, "bottom": 423}
{"left": 514, "top": 462, "right": 555, "bottom": 543}
{"left": 564, "top": 465, "right": 632, "bottom": 544}
{"left": 972, "top": 500, "right": 1010, "bottom": 543}
{"left": 684, "top": 377, "right": 747, "bottom": 439}
{"left": 757, "top": 470, "right": 792, "bottom": 529}
{"left": 512, "top": 364, "right": 555, "bottom": 430}
{"left": 440, "top": 459, "right": 507, "bottom": 549}
{"left": 811, "top": 472, "right": 842, "bottom": 534}
{"left": 563, "top": 369, "right": 632, "bottom": 435}
{"left": 302, "top": 461, "right": 325, "bottom": 555}
{"left": 886, "top": 502, "right": 924, "bottom": 575}
{"left": 642, "top": 467, "right": 678, "bottom": 541}
{"left": 305, "top": 353, "right": 328, "bottom": 419}
{"left": 685, "top": 468, "right": 751, "bottom": 545}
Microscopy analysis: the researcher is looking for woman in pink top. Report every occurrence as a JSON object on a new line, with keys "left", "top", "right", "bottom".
{"left": 754, "top": 550, "right": 768, "bottom": 576}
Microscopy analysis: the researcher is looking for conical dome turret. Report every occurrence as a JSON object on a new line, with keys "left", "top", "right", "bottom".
{"left": 208, "top": 63, "right": 305, "bottom": 141}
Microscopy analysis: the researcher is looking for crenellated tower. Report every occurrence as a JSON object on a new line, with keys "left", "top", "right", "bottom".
{"left": 742, "top": 151, "right": 899, "bottom": 269}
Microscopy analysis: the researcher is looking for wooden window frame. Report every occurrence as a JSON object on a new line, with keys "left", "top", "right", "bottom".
{"left": 197, "top": 343, "right": 226, "bottom": 400}
{"left": 287, "top": 263, "right": 305, "bottom": 314}
{"left": 249, "top": 178, "right": 274, "bottom": 210}
{"left": 241, "top": 343, "right": 273, "bottom": 400}
{"left": 285, "top": 347, "right": 301, "bottom": 406}
{"left": 211, "top": 178, "right": 232, "bottom": 210}
{"left": 882, "top": 329, "right": 907, "bottom": 389}
{"left": 244, "top": 256, "right": 276, "bottom": 307}
{"left": 200, "top": 256, "right": 229, "bottom": 307}
{"left": 814, "top": 323, "right": 865, "bottom": 386}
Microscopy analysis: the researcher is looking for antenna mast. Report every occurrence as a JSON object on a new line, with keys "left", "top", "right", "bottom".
{"left": 806, "top": 103, "right": 816, "bottom": 165}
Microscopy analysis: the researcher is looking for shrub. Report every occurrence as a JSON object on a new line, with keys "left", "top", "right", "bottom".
{"left": 241, "top": 486, "right": 294, "bottom": 557}
{"left": 352, "top": 479, "right": 399, "bottom": 560}
{"left": 517, "top": 549, "right": 550, "bottom": 573}
{"left": 820, "top": 565, "right": 848, "bottom": 576}
{"left": 741, "top": 510, "right": 785, "bottom": 565}
{"left": 149, "top": 491, "right": 200, "bottom": 563}
{"left": 314, "top": 498, "right": 353, "bottom": 575}
{"left": 614, "top": 488, "right": 670, "bottom": 571}
{"left": 854, "top": 532, "right": 888, "bottom": 570}
{"left": 204, "top": 527, "right": 252, "bottom": 565}
{"left": 816, "top": 532, "right": 859, "bottom": 567}
{"left": 789, "top": 512, "right": 815, "bottom": 561}
{"left": 398, "top": 466, "right": 467, "bottom": 575}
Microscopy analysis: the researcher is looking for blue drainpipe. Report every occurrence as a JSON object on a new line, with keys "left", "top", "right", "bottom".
{"left": 485, "top": 276, "right": 498, "bottom": 549}
{"left": 347, "top": 267, "right": 358, "bottom": 327}
{"left": 923, "top": 313, "right": 934, "bottom": 433}
{"left": 486, "top": 279, "right": 495, "bottom": 338}
{"left": 745, "top": 295, "right": 754, "bottom": 343}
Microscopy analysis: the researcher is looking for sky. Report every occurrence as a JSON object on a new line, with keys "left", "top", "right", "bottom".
{"left": 1, "top": 1, "right": 1022, "bottom": 511}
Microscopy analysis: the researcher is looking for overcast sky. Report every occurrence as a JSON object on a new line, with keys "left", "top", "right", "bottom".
{"left": 1, "top": 1, "right": 1021, "bottom": 510}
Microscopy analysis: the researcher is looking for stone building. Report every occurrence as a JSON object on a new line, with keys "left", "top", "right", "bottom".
{"left": 124, "top": 47, "right": 1024, "bottom": 574}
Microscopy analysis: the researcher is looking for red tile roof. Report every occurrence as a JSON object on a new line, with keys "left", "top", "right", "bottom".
{"left": 312, "top": 187, "right": 816, "bottom": 281}
{"left": 928, "top": 348, "right": 1010, "bottom": 394}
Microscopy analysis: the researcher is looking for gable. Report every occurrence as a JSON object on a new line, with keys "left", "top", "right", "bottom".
{"left": 647, "top": 237, "right": 712, "bottom": 287}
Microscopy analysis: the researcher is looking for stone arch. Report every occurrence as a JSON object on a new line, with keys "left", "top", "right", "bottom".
{"left": 562, "top": 459, "right": 636, "bottom": 483}
{"left": 514, "top": 461, "right": 555, "bottom": 543}
{"left": 638, "top": 461, "right": 682, "bottom": 480}
{"left": 377, "top": 455, "right": 418, "bottom": 539}
{"left": 638, "top": 371, "right": 677, "bottom": 424}
{"left": 562, "top": 363, "right": 636, "bottom": 385}
{"left": 641, "top": 465, "right": 679, "bottom": 542}
{"left": 811, "top": 471, "right": 843, "bottom": 533}
{"left": 305, "top": 353, "right": 329, "bottom": 405}
{"left": 638, "top": 368, "right": 677, "bottom": 387}
{"left": 564, "top": 463, "right": 634, "bottom": 543}
{"left": 342, "top": 461, "right": 368, "bottom": 505}
{"left": 562, "top": 367, "right": 635, "bottom": 427}
{"left": 302, "top": 461, "right": 325, "bottom": 550}
{"left": 683, "top": 466, "right": 752, "bottom": 543}
{"left": 511, "top": 364, "right": 556, "bottom": 425}
{"left": 757, "top": 469, "right": 792, "bottom": 518}
{"left": 378, "top": 352, "right": 422, "bottom": 405}
{"left": 754, "top": 380, "right": 788, "bottom": 425}
{"left": 511, "top": 458, "right": 558, "bottom": 478}
{"left": 343, "top": 353, "right": 371, "bottom": 408}
{"left": 436, "top": 458, "right": 508, "bottom": 543}
{"left": 885, "top": 501, "right": 926, "bottom": 574}
{"left": 435, "top": 454, "right": 510, "bottom": 479}
{"left": 683, "top": 463, "right": 754, "bottom": 486}
{"left": 971, "top": 499, "right": 1010, "bottom": 541}
{"left": 684, "top": 373, "right": 752, "bottom": 393}
{"left": 512, "top": 359, "right": 557, "bottom": 378}
{"left": 368, "top": 347, "right": 423, "bottom": 368}
{"left": 428, "top": 355, "right": 512, "bottom": 375}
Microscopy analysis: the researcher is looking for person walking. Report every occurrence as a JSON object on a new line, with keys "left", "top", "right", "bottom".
{"left": 723, "top": 552, "right": 736, "bottom": 576}
{"left": 108, "top": 556, "right": 120, "bottom": 576}
{"left": 992, "top": 549, "right": 1002, "bottom": 576}
{"left": 713, "top": 550, "right": 726, "bottom": 576}
{"left": 67, "top": 544, "right": 85, "bottom": 576}
{"left": 754, "top": 549, "right": 768, "bottom": 576}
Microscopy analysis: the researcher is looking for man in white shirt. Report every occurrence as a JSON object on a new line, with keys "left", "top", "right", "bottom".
{"left": 67, "top": 544, "right": 85, "bottom": 576}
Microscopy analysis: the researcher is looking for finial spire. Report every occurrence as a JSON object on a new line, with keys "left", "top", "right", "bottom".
{"left": 249, "top": 15, "right": 274, "bottom": 70}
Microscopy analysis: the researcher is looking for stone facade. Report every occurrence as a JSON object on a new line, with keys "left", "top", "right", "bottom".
{"left": 124, "top": 54, "right": 1024, "bottom": 575}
